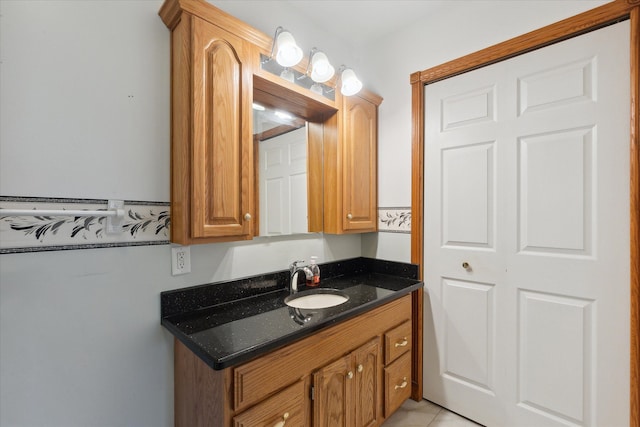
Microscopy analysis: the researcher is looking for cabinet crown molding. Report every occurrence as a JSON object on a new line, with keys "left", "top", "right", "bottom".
{"left": 159, "top": 0, "right": 271, "bottom": 50}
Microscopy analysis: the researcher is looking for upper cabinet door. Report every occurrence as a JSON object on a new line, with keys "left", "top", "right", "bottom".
{"left": 190, "top": 17, "right": 253, "bottom": 240}
{"left": 323, "top": 90, "right": 381, "bottom": 235}
{"left": 168, "top": 12, "right": 255, "bottom": 245}
{"left": 342, "top": 94, "right": 378, "bottom": 232}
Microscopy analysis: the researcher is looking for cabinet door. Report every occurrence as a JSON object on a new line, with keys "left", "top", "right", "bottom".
{"left": 313, "top": 355, "right": 353, "bottom": 427}
{"left": 353, "top": 338, "right": 382, "bottom": 427}
{"left": 190, "top": 17, "right": 253, "bottom": 240}
{"left": 342, "top": 94, "right": 378, "bottom": 232}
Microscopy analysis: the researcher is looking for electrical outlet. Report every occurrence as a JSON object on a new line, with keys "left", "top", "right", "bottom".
{"left": 171, "top": 246, "right": 191, "bottom": 276}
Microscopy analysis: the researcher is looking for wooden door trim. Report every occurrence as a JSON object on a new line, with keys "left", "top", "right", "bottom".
{"left": 410, "top": 1, "right": 640, "bottom": 423}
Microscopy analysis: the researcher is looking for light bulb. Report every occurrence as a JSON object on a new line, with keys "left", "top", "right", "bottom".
{"left": 340, "top": 68, "right": 362, "bottom": 96}
{"left": 275, "top": 31, "right": 303, "bottom": 67}
{"left": 310, "top": 51, "right": 335, "bottom": 83}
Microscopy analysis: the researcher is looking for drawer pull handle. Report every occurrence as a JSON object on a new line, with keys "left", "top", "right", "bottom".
{"left": 357, "top": 364, "right": 363, "bottom": 373}
{"left": 395, "top": 338, "right": 408, "bottom": 348}
{"left": 395, "top": 377, "right": 408, "bottom": 390}
{"left": 347, "top": 371, "right": 354, "bottom": 379}
{"left": 273, "top": 412, "right": 289, "bottom": 427}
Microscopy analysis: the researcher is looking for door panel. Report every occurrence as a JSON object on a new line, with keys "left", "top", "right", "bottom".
{"left": 518, "top": 127, "right": 593, "bottom": 255}
{"left": 441, "top": 278, "right": 495, "bottom": 393}
{"left": 442, "top": 142, "right": 495, "bottom": 249}
{"left": 517, "top": 290, "right": 593, "bottom": 425}
{"left": 424, "top": 21, "right": 630, "bottom": 426}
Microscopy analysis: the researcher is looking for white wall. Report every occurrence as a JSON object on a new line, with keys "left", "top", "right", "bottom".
{"left": 0, "top": 1, "right": 610, "bottom": 426}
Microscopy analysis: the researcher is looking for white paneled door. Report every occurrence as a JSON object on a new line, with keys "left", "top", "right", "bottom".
{"left": 423, "top": 22, "right": 630, "bottom": 427}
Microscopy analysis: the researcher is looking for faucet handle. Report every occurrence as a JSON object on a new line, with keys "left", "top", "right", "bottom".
{"left": 289, "top": 260, "right": 305, "bottom": 271}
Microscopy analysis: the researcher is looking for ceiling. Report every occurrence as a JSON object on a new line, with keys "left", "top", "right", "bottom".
{"left": 283, "top": 1, "right": 447, "bottom": 47}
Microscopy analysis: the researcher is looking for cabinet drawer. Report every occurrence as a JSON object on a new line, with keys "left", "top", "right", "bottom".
{"left": 233, "top": 380, "right": 307, "bottom": 427}
{"left": 384, "top": 351, "right": 412, "bottom": 417}
{"left": 384, "top": 320, "right": 411, "bottom": 364}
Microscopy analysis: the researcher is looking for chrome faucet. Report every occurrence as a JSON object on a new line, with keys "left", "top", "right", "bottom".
{"left": 289, "top": 260, "right": 313, "bottom": 294}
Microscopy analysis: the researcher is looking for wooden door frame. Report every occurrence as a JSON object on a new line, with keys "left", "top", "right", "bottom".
{"left": 409, "top": 1, "right": 640, "bottom": 424}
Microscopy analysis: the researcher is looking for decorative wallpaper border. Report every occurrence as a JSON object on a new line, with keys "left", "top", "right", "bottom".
{"left": 1, "top": 198, "right": 410, "bottom": 253}
{"left": 378, "top": 207, "right": 411, "bottom": 234}
{"left": 0, "top": 196, "right": 170, "bottom": 254}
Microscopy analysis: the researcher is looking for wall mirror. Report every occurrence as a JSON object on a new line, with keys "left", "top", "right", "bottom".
{"left": 252, "top": 75, "right": 334, "bottom": 237}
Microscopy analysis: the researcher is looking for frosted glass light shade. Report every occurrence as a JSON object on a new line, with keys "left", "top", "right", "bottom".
{"left": 275, "top": 31, "right": 303, "bottom": 67}
{"left": 310, "top": 51, "right": 335, "bottom": 83}
{"left": 340, "top": 68, "right": 362, "bottom": 96}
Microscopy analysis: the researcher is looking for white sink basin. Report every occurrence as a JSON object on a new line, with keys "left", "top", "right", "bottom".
{"left": 285, "top": 289, "right": 349, "bottom": 309}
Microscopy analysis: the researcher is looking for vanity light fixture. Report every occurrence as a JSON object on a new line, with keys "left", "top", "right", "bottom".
{"left": 271, "top": 26, "right": 303, "bottom": 68}
{"left": 339, "top": 66, "right": 363, "bottom": 96}
{"left": 263, "top": 28, "right": 362, "bottom": 98}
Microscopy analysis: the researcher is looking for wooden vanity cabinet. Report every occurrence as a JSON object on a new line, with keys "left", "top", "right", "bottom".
{"left": 173, "top": 294, "right": 413, "bottom": 427}
{"left": 324, "top": 90, "right": 382, "bottom": 234}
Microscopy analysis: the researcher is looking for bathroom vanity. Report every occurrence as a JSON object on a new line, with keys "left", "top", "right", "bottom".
{"left": 161, "top": 258, "right": 423, "bottom": 426}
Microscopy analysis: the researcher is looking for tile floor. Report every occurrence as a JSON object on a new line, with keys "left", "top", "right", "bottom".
{"left": 382, "top": 399, "right": 482, "bottom": 427}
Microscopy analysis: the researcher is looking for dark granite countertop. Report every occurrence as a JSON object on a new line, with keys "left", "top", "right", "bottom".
{"left": 161, "top": 257, "right": 423, "bottom": 370}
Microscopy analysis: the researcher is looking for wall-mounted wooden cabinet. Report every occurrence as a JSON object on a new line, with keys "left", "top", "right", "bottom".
{"left": 160, "top": 0, "right": 382, "bottom": 244}
{"left": 324, "top": 91, "right": 382, "bottom": 234}
{"left": 161, "top": 9, "right": 255, "bottom": 245}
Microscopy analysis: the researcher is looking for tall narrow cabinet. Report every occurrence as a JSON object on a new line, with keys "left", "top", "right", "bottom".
{"left": 161, "top": 6, "right": 255, "bottom": 244}
{"left": 324, "top": 90, "right": 382, "bottom": 234}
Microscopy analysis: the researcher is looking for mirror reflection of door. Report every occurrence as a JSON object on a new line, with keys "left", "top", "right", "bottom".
{"left": 259, "top": 126, "right": 308, "bottom": 236}
{"left": 253, "top": 105, "right": 308, "bottom": 236}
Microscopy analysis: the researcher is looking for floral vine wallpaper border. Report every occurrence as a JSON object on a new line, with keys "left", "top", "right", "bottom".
{"left": 378, "top": 207, "right": 411, "bottom": 234}
{"left": 1, "top": 198, "right": 411, "bottom": 253}
{"left": 0, "top": 196, "right": 170, "bottom": 254}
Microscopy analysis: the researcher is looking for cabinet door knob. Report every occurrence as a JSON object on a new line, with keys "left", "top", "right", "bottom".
{"left": 462, "top": 262, "right": 471, "bottom": 270}
{"left": 244, "top": 213, "right": 252, "bottom": 221}
{"left": 346, "top": 213, "right": 353, "bottom": 220}
{"left": 357, "top": 364, "right": 363, "bottom": 373}
{"left": 347, "top": 371, "right": 354, "bottom": 379}
{"left": 273, "top": 412, "right": 289, "bottom": 427}
{"left": 394, "top": 377, "right": 408, "bottom": 390}
{"left": 395, "top": 338, "right": 408, "bottom": 348}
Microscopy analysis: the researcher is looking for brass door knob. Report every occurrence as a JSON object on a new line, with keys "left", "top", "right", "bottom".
{"left": 347, "top": 213, "right": 353, "bottom": 220}
{"left": 244, "top": 213, "right": 252, "bottom": 221}
{"left": 347, "top": 371, "right": 354, "bottom": 379}
{"left": 357, "top": 364, "right": 363, "bottom": 373}
{"left": 462, "top": 262, "right": 471, "bottom": 270}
